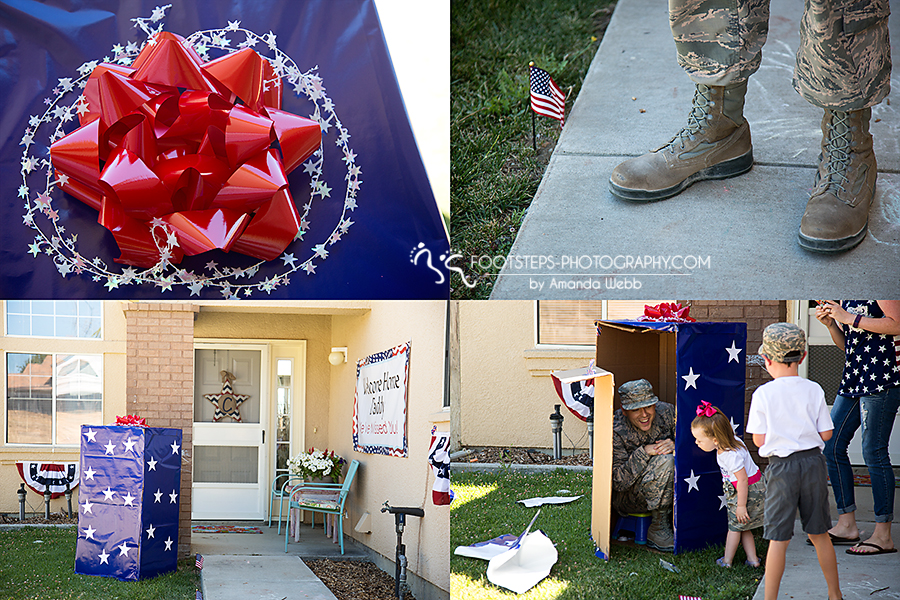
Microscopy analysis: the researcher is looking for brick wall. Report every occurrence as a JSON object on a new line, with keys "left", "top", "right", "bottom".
{"left": 124, "top": 302, "right": 197, "bottom": 556}
{"left": 687, "top": 301, "right": 787, "bottom": 467}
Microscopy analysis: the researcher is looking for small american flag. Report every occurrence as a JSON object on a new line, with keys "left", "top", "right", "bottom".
{"left": 529, "top": 65, "right": 565, "bottom": 125}
{"left": 679, "top": 596, "right": 703, "bottom": 600}
{"left": 195, "top": 554, "right": 203, "bottom": 570}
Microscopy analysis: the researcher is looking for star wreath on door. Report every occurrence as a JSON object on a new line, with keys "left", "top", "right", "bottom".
{"left": 204, "top": 371, "right": 249, "bottom": 422}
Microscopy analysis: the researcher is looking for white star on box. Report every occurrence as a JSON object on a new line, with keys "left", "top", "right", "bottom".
{"left": 81, "top": 500, "right": 93, "bottom": 514}
{"left": 147, "top": 457, "right": 157, "bottom": 471}
{"left": 719, "top": 494, "right": 728, "bottom": 510}
{"left": 726, "top": 341, "right": 742, "bottom": 363}
{"left": 169, "top": 490, "right": 178, "bottom": 503}
{"left": 154, "top": 489, "right": 163, "bottom": 503}
{"left": 123, "top": 492, "right": 136, "bottom": 506}
{"left": 684, "top": 469, "right": 700, "bottom": 492}
{"left": 164, "top": 537, "right": 173, "bottom": 551}
{"left": 123, "top": 438, "right": 137, "bottom": 452}
{"left": 104, "top": 441, "right": 116, "bottom": 455}
{"left": 98, "top": 549, "right": 110, "bottom": 564}
{"left": 84, "top": 428, "right": 97, "bottom": 442}
{"left": 83, "top": 467, "right": 96, "bottom": 480}
{"left": 170, "top": 440, "right": 180, "bottom": 455}
{"left": 117, "top": 542, "right": 131, "bottom": 557}
{"left": 84, "top": 525, "right": 96, "bottom": 540}
{"left": 146, "top": 524, "right": 156, "bottom": 539}
{"left": 102, "top": 488, "right": 116, "bottom": 501}
{"left": 682, "top": 367, "right": 700, "bottom": 390}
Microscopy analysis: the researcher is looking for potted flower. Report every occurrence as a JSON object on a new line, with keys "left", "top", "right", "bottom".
{"left": 287, "top": 448, "right": 346, "bottom": 484}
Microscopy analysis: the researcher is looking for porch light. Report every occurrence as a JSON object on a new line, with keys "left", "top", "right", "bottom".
{"left": 328, "top": 347, "right": 348, "bottom": 365}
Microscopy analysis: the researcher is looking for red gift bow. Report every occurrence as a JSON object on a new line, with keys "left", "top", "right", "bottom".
{"left": 639, "top": 302, "right": 696, "bottom": 322}
{"left": 695, "top": 401, "right": 717, "bottom": 418}
{"left": 50, "top": 32, "right": 322, "bottom": 268}
{"left": 115, "top": 414, "right": 148, "bottom": 427}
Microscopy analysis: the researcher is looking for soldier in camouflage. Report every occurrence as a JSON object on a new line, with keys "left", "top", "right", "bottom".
{"left": 609, "top": 0, "right": 890, "bottom": 254}
{"left": 612, "top": 379, "right": 676, "bottom": 552}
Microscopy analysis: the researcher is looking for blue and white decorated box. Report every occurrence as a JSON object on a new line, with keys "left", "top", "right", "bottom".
{"left": 595, "top": 320, "right": 747, "bottom": 555}
{"left": 75, "top": 425, "right": 182, "bottom": 581}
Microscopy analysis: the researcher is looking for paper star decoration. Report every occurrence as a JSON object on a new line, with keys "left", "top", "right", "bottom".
{"left": 682, "top": 367, "right": 700, "bottom": 390}
{"left": 726, "top": 341, "right": 742, "bottom": 363}
{"left": 684, "top": 469, "right": 700, "bottom": 493}
{"left": 204, "top": 370, "right": 249, "bottom": 422}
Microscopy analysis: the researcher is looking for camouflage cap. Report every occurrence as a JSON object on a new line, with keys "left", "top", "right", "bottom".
{"left": 758, "top": 322, "right": 806, "bottom": 363}
{"left": 618, "top": 379, "right": 659, "bottom": 411}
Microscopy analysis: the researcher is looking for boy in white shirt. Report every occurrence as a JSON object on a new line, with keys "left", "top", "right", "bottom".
{"left": 747, "top": 323, "right": 842, "bottom": 600}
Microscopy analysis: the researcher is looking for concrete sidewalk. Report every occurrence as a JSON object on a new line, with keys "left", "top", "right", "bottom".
{"left": 193, "top": 521, "right": 367, "bottom": 600}
{"left": 491, "top": 0, "right": 900, "bottom": 299}
{"left": 752, "top": 521, "right": 900, "bottom": 600}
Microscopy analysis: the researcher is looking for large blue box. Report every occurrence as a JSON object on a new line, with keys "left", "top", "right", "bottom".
{"left": 75, "top": 425, "right": 182, "bottom": 581}
{"left": 596, "top": 320, "right": 748, "bottom": 554}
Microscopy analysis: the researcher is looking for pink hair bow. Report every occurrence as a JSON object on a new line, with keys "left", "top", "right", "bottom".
{"left": 696, "top": 401, "right": 717, "bottom": 417}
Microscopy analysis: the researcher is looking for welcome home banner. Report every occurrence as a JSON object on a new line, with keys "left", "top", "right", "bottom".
{"left": 352, "top": 341, "right": 410, "bottom": 457}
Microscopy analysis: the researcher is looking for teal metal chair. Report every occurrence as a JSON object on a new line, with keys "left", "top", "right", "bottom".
{"left": 284, "top": 459, "right": 359, "bottom": 555}
{"left": 269, "top": 473, "right": 305, "bottom": 533}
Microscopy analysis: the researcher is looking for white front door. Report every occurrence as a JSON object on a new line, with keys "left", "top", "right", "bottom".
{"left": 192, "top": 344, "right": 268, "bottom": 520}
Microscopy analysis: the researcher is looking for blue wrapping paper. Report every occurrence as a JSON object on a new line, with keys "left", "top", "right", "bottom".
{"left": 0, "top": 0, "right": 449, "bottom": 299}
{"left": 599, "top": 320, "right": 747, "bottom": 554}
{"left": 75, "top": 425, "right": 182, "bottom": 581}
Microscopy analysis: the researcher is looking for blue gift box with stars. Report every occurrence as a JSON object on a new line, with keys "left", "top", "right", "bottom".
{"left": 75, "top": 425, "right": 182, "bottom": 581}
{"left": 596, "top": 320, "right": 747, "bottom": 554}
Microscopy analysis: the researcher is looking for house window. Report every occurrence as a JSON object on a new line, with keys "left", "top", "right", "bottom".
{"left": 6, "top": 353, "right": 103, "bottom": 445}
{"left": 5, "top": 301, "right": 102, "bottom": 339}
{"left": 275, "top": 359, "right": 293, "bottom": 483}
{"left": 537, "top": 301, "right": 671, "bottom": 345}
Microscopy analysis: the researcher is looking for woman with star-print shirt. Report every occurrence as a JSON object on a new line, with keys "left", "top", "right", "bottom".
{"left": 815, "top": 300, "right": 900, "bottom": 557}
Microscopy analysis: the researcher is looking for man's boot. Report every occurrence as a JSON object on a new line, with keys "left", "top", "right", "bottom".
{"left": 608, "top": 81, "right": 753, "bottom": 201}
{"left": 646, "top": 508, "right": 674, "bottom": 552}
{"left": 798, "top": 108, "right": 877, "bottom": 253}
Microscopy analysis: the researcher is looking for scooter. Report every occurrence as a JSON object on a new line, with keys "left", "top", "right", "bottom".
{"left": 381, "top": 501, "right": 424, "bottom": 600}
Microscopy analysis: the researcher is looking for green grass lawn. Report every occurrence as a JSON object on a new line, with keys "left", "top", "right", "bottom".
{"left": 0, "top": 527, "right": 201, "bottom": 600}
{"left": 450, "top": 0, "right": 615, "bottom": 299}
{"left": 451, "top": 470, "right": 767, "bottom": 600}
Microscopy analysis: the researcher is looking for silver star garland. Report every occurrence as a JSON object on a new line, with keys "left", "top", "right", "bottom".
{"left": 18, "top": 5, "right": 361, "bottom": 299}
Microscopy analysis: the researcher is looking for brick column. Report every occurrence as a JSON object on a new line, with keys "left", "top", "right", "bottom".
{"left": 124, "top": 302, "right": 197, "bottom": 556}
{"left": 687, "top": 301, "right": 786, "bottom": 467}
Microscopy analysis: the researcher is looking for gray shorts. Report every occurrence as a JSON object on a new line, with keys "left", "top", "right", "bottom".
{"left": 763, "top": 448, "right": 831, "bottom": 541}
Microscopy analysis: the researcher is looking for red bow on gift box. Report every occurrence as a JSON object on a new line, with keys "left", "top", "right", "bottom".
{"left": 638, "top": 302, "right": 696, "bottom": 322}
{"left": 115, "top": 414, "right": 148, "bottom": 427}
{"left": 50, "top": 32, "right": 322, "bottom": 268}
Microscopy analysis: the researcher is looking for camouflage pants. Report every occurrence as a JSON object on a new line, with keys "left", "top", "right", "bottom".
{"left": 613, "top": 454, "right": 675, "bottom": 515}
{"left": 724, "top": 477, "right": 767, "bottom": 532}
{"left": 670, "top": 0, "right": 891, "bottom": 109}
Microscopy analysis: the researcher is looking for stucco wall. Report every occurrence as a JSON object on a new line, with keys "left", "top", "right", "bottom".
{"left": 456, "top": 300, "right": 594, "bottom": 450}
{"left": 0, "top": 301, "right": 127, "bottom": 514}
{"left": 329, "top": 301, "right": 450, "bottom": 596}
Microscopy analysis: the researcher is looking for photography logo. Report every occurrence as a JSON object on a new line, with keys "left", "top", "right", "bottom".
{"left": 410, "top": 243, "right": 476, "bottom": 288}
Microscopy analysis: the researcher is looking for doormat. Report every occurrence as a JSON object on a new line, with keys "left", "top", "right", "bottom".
{"left": 192, "top": 525, "right": 264, "bottom": 534}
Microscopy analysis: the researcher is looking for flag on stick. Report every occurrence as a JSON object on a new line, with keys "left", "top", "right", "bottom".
{"left": 529, "top": 64, "right": 565, "bottom": 125}
{"left": 195, "top": 554, "right": 203, "bottom": 570}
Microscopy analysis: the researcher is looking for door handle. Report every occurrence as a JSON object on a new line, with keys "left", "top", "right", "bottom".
{"left": 262, "top": 430, "right": 265, "bottom": 444}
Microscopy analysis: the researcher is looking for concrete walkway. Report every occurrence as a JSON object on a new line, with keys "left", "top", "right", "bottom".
{"left": 491, "top": 0, "right": 900, "bottom": 299}
{"left": 192, "top": 521, "right": 367, "bottom": 600}
{"left": 752, "top": 486, "right": 900, "bottom": 600}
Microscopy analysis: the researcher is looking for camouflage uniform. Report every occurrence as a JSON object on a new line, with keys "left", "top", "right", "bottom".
{"left": 670, "top": 0, "right": 891, "bottom": 109}
{"left": 612, "top": 401, "right": 676, "bottom": 515}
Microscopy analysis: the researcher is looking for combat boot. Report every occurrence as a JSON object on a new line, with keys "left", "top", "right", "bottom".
{"left": 798, "top": 108, "right": 877, "bottom": 253}
{"left": 608, "top": 81, "right": 753, "bottom": 201}
{"left": 646, "top": 508, "right": 674, "bottom": 552}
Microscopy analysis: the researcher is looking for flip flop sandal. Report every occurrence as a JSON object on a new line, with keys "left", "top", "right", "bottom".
{"left": 744, "top": 560, "right": 761, "bottom": 568}
{"left": 715, "top": 557, "right": 731, "bottom": 568}
{"left": 845, "top": 542, "right": 898, "bottom": 556}
{"left": 806, "top": 533, "right": 860, "bottom": 546}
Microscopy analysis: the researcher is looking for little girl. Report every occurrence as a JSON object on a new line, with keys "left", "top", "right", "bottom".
{"left": 691, "top": 401, "right": 765, "bottom": 568}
